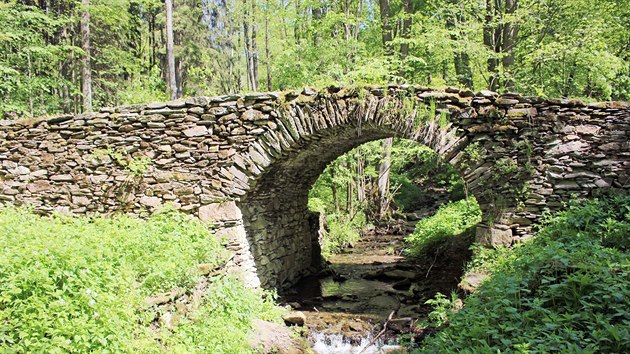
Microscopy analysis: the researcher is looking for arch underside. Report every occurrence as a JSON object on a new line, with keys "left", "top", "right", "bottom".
{"left": 239, "top": 121, "right": 467, "bottom": 289}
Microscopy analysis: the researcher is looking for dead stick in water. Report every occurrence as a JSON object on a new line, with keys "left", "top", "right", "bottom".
{"left": 359, "top": 310, "right": 395, "bottom": 354}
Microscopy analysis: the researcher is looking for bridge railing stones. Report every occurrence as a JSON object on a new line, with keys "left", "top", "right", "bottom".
{"left": 1, "top": 85, "right": 628, "bottom": 289}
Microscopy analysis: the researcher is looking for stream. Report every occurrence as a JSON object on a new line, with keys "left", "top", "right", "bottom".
{"left": 280, "top": 219, "right": 471, "bottom": 353}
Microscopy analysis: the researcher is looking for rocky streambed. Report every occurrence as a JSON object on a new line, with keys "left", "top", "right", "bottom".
{"left": 280, "top": 221, "right": 473, "bottom": 353}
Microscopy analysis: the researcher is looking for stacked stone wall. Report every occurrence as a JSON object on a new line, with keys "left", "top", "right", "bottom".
{"left": 1, "top": 86, "right": 628, "bottom": 288}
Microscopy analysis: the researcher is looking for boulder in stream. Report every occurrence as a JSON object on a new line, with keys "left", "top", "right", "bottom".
{"left": 283, "top": 311, "right": 306, "bottom": 326}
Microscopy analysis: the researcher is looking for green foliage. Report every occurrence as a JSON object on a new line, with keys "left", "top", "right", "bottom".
{"left": 89, "top": 148, "right": 152, "bottom": 178}
{"left": 424, "top": 292, "right": 461, "bottom": 328}
{"left": 415, "top": 195, "right": 630, "bottom": 353}
{"left": 161, "top": 279, "right": 281, "bottom": 353}
{"left": 3, "top": 0, "right": 630, "bottom": 118}
{"left": 494, "top": 157, "right": 519, "bottom": 175}
{"left": 0, "top": 206, "right": 280, "bottom": 353}
{"left": 464, "top": 243, "right": 515, "bottom": 275}
{"left": 458, "top": 142, "right": 484, "bottom": 171}
{"left": 320, "top": 213, "right": 367, "bottom": 257}
{"left": 0, "top": 2, "right": 77, "bottom": 116}
{"left": 390, "top": 174, "right": 426, "bottom": 212}
{"left": 405, "top": 198, "right": 482, "bottom": 259}
{"left": 391, "top": 140, "right": 464, "bottom": 201}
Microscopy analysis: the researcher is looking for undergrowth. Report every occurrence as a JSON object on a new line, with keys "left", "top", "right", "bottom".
{"left": 0, "top": 206, "right": 280, "bottom": 353}
{"left": 405, "top": 197, "right": 481, "bottom": 259}
{"left": 415, "top": 195, "right": 630, "bottom": 353}
{"left": 322, "top": 212, "right": 367, "bottom": 256}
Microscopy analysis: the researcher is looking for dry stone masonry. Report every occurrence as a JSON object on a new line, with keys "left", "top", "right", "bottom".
{"left": 1, "top": 85, "right": 628, "bottom": 289}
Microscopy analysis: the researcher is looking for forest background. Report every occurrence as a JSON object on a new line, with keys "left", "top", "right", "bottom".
{"left": 1, "top": 0, "right": 629, "bottom": 118}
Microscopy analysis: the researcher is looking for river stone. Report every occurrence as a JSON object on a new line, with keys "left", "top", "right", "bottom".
{"left": 248, "top": 319, "right": 304, "bottom": 353}
{"left": 383, "top": 270, "right": 417, "bottom": 280}
{"left": 459, "top": 272, "right": 489, "bottom": 293}
{"left": 282, "top": 311, "right": 306, "bottom": 326}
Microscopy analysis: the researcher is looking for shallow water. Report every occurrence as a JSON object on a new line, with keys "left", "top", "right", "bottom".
{"left": 311, "top": 332, "right": 401, "bottom": 354}
{"left": 281, "top": 233, "right": 418, "bottom": 351}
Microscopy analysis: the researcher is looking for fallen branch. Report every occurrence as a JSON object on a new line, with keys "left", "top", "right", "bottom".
{"left": 359, "top": 310, "right": 395, "bottom": 354}
{"left": 425, "top": 252, "right": 439, "bottom": 278}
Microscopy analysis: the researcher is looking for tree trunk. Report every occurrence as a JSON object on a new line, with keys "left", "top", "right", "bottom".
{"left": 80, "top": 0, "right": 92, "bottom": 112}
{"left": 356, "top": 149, "right": 366, "bottom": 205}
{"left": 399, "top": 0, "right": 414, "bottom": 59}
{"left": 378, "top": 137, "right": 393, "bottom": 219}
{"left": 165, "top": 0, "right": 177, "bottom": 100}
{"left": 265, "top": 0, "right": 272, "bottom": 91}
{"left": 501, "top": 0, "right": 518, "bottom": 91}
{"left": 347, "top": 179, "right": 354, "bottom": 216}
{"left": 331, "top": 169, "right": 340, "bottom": 214}
{"left": 448, "top": 3, "right": 474, "bottom": 89}
{"left": 243, "top": 0, "right": 253, "bottom": 90}
{"left": 250, "top": 0, "right": 259, "bottom": 91}
{"left": 27, "top": 52, "right": 33, "bottom": 117}
{"left": 378, "top": 0, "right": 393, "bottom": 54}
{"left": 454, "top": 52, "right": 474, "bottom": 88}
{"left": 484, "top": 0, "right": 500, "bottom": 91}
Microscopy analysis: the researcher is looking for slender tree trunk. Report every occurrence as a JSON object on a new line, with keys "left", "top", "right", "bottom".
{"left": 378, "top": 138, "right": 393, "bottom": 219}
{"left": 379, "top": 0, "right": 393, "bottom": 54}
{"left": 150, "top": 14, "right": 157, "bottom": 69}
{"left": 250, "top": 0, "right": 259, "bottom": 91}
{"left": 243, "top": 0, "right": 253, "bottom": 90}
{"left": 347, "top": 180, "right": 354, "bottom": 216}
{"left": 356, "top": 149, "right": 366, "bottom": 205}
{"left": 80, "top": 0, "right": 92, "bottom": 112}
{"left": 294, "top": 0, "right": 301, "bottom": 44}
{"left": 484, "top": 0, "right": 500, "bottom": 91}
{"left": 400, "top": 0, "right": 414, "bottom": 59}
{"left": 454, "top": 52, "right": 473, "bottom": 88}
{"left": 265, "top": 0, "right": 272, "bottom": 91}
{"left": 501, "top": 0, "right": 518, "bottom": 91}
{"left": 165, "top": 0, "right": 177, "bottom": 100}
{"left": 331, "top": 169, "right": 340, "bottom": 213}
{"left": 447, "top": 2, "right": 474, "bottom": 88}
{"left": 27, "top": 52, "right": 33, "bottom": 117}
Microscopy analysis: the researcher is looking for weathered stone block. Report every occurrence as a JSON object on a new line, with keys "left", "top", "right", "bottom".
{"left": 475, "top": 226, "right": 513, "bottom": 247}
{"left": 51, "top": 174, "right": 73, "bottom": 182}
{"left": 183, "top": 125, "right": 208, "bottom": 137}
{"left": 198, "top": 200, "right": 242, "bottom": 222}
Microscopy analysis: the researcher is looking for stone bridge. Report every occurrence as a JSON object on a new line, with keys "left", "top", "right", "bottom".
{"left": 1, "top": 86, "right": 628, "bottom": 289}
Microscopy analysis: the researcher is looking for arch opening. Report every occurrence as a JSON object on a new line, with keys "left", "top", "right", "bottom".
{"left": 238, "top": 121, "right": 477, "bottom": 289}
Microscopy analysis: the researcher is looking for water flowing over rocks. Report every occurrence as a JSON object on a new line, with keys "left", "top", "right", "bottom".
{"left": 1, "top": 86, "right": 628, "bottom": 289}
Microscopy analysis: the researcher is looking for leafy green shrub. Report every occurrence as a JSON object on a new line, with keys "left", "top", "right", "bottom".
{"left": 424, "top": 292, "right": 461, "bottom": 328}
{"left": 415, "top": 195, "right": 630, "bottom": 353}
{"left": 161, "top": 278, "right": 281, "bottom": 353}
{"left": 321, "top": 213, "right": 366, "bottom": 256}
{"left": 0, "top": 206, "right": 280, "bottom": 353}
{"left": 464, "top": 243, "right": 515, "bottom": 274}
{"left": 405, "top": 198, "right": 481, "bottom": 259}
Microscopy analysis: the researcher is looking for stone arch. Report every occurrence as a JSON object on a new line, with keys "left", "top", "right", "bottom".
{"left": 1, "top": 86, "right": 628, "bottom": 290}
{"left": 234, "top": 90, "right": 489, "bottom": 289}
